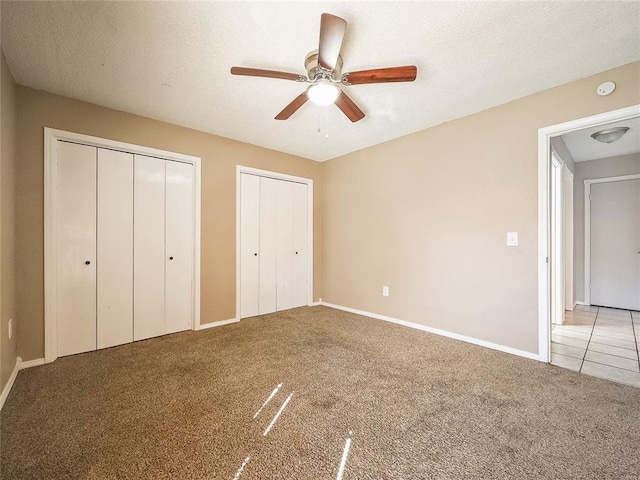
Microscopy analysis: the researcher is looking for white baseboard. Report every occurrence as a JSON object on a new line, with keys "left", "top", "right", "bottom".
{"left": 575, "top": 301, "right": 589, "bottom": 306}
{"left": 21, "top": 358, "right": 46, "bottom": 369}
{"left": 309, "top": 301, "right": 322, "bottom": 307}
{"left": 197, "top": 318, "right": 238, "bottom": 330}
{"left": 320, "top": 302, "right": 539, "bottom": 361}
{"left": 0, "top": 356, "right": 22, "bottom": 410}
{"left": 1, "top": 356, "right": 47, "bottom": 410}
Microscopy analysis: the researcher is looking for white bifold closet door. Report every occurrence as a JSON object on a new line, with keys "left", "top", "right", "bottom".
{"left": 165, "top": 160, "right": 195, "bottom": 334}
{"left": 134, "top": 155, "right": 166, "bottom": 341}
{"left": 134, "top": 155, "right": 194, "bottom": 341}
{"left": 240, "top": 174, "right": 261, "bottom": 318}
{"left": 291, "top": 182, "right": 308, "bottom": 308}
{"left": 56, "top": 142, "right": 97, "bottom": 357}
{"left": 56, "top": 144, "right": 194, "bottom": 357}
{"left": 97, "top": 148, "right": 134, "bottom": 349}
{"left": 239, "top": 173, "right": 308, "bottom": 319}
{"left": 259, "top": 177, "right": 278, "bottom": 315}
{"left": 276, "top": 180, "right": 295, "bottom": 311}
{"left": 57, "top": 144, "right": 135, "bottom": 355}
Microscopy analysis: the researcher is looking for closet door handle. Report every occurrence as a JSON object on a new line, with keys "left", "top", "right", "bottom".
{"left": 85, "top": 260, "right": 91, "bottom": 265}
{"left": 169, "top": 256, "right": 174, "bottom": 260}
{"left": 254, "top": 253, "right": 258, "bottom": 256}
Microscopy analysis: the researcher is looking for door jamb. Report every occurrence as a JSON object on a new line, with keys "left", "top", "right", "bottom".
{"left": 44, "top": 128, "right": 202, "bottom": 363}
{"left": 550, "top": 150, "right": 565, "bottom": 326}
{"left": 563, "top": 164, "right": 574, "bottom": 311}
{"left": 537, "top": 104, "right": 640, "bottom": 363}
{"left": 584, "top": 173, "right": 640, "bottom": 305}
{"left": 235, "top": 165, "right": 314, "bottom": 321}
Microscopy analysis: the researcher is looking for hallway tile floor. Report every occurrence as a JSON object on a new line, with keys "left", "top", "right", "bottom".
{"left": 551, "top": 305, "right": 640, "bottom": 387}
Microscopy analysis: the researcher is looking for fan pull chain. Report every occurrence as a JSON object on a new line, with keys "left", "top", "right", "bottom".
{"left": 316, "top": 109, "right": 330, "bottom": 139}
{"left": 324, "top": 107, "right": 329, "bottom": 139}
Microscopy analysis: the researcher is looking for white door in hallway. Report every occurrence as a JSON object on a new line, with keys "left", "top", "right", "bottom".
{"left": 590, "top": 178, "right": 640, "bottom": 310}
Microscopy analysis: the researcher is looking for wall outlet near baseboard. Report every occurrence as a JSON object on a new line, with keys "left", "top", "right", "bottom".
{"left": 8, "top": 319, "right": 12, "bottom": 339}
{"left": 382, "top": 286, "right": 390, "bottom": 297}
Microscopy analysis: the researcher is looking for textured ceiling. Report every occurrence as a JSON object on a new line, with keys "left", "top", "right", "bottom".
{"left": 562, "top": 116, "right": 640, "bottom": 163}
{"left": 2, "top": 1, "right": 639, "bottom": 162}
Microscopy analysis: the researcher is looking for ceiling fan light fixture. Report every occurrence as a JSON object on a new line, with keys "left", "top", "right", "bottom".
{"left": 307, "top": 81, "right": 339, "bottom": 106}
{"left": 590, "top": 126, "right": 630, "bottom": 144}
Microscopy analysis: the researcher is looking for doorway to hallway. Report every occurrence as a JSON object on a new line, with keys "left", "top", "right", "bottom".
{"left": 537, "top": 104, "right": 640, "bottom": 367}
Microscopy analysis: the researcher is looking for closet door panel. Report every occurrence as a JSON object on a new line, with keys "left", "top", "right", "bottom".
{"left": 259, "top": 177, "right": 278, "bottom": 315}
{"left": 97, "top": 149, "right": 134, "bottom": 349}
{"left": 276, "top": 180, "right": 294, "bottom": 311}
{"left": 134, "top": 155, "right": 166, "bottom": 340}
{"left": 56, "top": 141, "right": 97, "bottom": 357}
{"left": 292, "top": 183, "right": 308, "bottom": 308}
{"left": 240, "top": 174, "right": 260, "bottom": 318}
{"left": 165, "top": 161, "right": 194, "bottom": 334}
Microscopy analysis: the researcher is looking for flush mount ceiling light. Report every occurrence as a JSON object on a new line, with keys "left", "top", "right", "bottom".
{"left": 306, "top": 80, "right": 340, "bottom": 106}
{"left": 590, "top": 127, "right": 630, "bottom": 144}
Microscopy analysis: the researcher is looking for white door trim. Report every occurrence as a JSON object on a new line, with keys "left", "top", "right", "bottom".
{"left": 236, "top": 165, "right": 314, "bottom": 321}
{"left": 550, "top": 151, "right": 564, "bottom": 326}
{"left": 584, "top": 173, "right": 640, "bottom": 305}
{"left": 537, "top": 104, "right": 640, "bottom": 363}
{"left": 44, "top": 128, "right": 202, "bottom": 363}
{"left": 563, "top": 164, "right": 574, "bottom": 311}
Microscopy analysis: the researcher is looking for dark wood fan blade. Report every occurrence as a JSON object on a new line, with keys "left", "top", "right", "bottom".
{"left": 318, "top": 13, "right": 347, "bottom": 71}
{"left": 231, "top": 67, "right": 306, "bottom": 82}
{"left": 342, "top": 66, "right": 417, "bottom": 85}
{"left": 275, "top": 92, "right": 309, "bottom": 120}
{"left": 334, "top": 91, "right": 365, "bottom": 123}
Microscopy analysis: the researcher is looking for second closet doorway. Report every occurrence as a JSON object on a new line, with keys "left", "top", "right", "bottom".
{"left": 237, "top": 167, "right": 313, "bottom": 319}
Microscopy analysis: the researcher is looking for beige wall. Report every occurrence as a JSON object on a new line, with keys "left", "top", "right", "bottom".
{"left": 16, "top": 87, "right": 323, "bottom": 362}
{"left": 1, "top": 49, "right": 19, "bottom": 393}
{"left": 9, "top": 59, "right": 640, "bottom": 362}
{"left": 573, "top": 153, "right": 640, "bottom": 304}
{"left": 322, "top": 61, "right": 639, "bottom": 355}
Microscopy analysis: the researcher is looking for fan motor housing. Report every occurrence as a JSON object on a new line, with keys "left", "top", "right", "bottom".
{"left": 304, "top": 50, "right": 343, "bottom": 80}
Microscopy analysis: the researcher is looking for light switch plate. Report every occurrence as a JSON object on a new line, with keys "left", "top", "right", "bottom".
{"left": 382, "top": 286, "right": 389, "bottom": 297}
{"left": 507, "top": 232, "right": 518, "bottom": 246}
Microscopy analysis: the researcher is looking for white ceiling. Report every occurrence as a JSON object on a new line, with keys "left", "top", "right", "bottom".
{"left": 1, "top": 1, "right": 639, "bottom": 162}
{"left": 562, "top": 116, "right": 640, "bottom": 163}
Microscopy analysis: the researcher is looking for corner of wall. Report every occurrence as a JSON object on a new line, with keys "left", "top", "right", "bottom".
{"left": 0, "top": 48, "right": 20, "bottom": 397}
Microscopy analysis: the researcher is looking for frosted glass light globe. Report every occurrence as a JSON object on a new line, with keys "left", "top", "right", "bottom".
{"left": 307, "top": 81, "right": 339, "bottom": 106}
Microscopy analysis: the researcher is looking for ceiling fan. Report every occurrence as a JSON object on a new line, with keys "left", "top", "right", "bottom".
{"left": 231, "top": 13, "right": 417, "bottom": 123}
